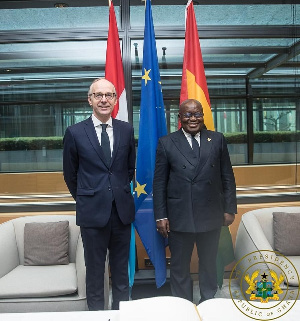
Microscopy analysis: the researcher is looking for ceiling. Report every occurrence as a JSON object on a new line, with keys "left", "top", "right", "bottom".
{"left": 0, "top": 1, "right": 299, "bottom": 100}
{"left": 1, "top": 0, "right": 300, "bottom": 9}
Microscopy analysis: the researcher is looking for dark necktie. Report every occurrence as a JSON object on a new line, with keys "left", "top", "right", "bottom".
{"left": 191, "top": 135, "right": 200, "bottom": 159}
{"left": 101, "top": 124, "right": 111, "bottom": 165}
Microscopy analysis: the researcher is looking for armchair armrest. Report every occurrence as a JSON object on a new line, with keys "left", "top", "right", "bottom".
{"left": 0, "top": 221, "right": 20, "bottom": 278}
{"left": 234, "top": 212, "right": 280, "bottom": 290}
{"left": 75, "top": 233, "right": 86, "bottom": 299}
{"left": 235, "top": 212, "right": 274, "bottom": 262}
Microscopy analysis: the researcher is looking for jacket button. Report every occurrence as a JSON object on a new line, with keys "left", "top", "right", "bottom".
{"left": 109, "top": 171, "right": 112, "bottom": 175}
{"left": 183, "top": 165, "right": 186, "bottom": 169}
{"left": 108, "top": 186, "right": 111, "bottom": 191}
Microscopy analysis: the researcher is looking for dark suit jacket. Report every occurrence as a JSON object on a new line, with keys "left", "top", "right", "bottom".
{"left": 63, "top": 116, "right": 136, "bottom": 227}
{"left": 153, "top": 129, "right": 237, "bottom": 233}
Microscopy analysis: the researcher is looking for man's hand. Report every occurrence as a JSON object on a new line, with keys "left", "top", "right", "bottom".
{"left": 156, "top": 219, "right": 170, "bottom": 238}
{"left": 223, "top": 213, "right": 235, "bottom": 226}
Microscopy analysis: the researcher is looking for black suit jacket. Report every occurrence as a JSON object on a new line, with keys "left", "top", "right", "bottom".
{"left": 63, "top": 116, "right": 136, "bottom": 227}
{"left": 153, "top": 129, "right": 237, "bottom": 233}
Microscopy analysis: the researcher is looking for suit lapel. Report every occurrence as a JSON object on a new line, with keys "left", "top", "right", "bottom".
{"left": 195, "top": 129, "right": 212, "bottom": 176}
{"left": 171, "top": 130, "right": 198, "bottom": 168}
{"left": 111, "top": 118, "right": 120, "bottom": 166}
{"left": 83, "top": 116, "right": 108, "bottom": 167}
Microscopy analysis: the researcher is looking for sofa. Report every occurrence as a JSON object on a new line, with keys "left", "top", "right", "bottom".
{"left": 234, "top": 206, "right": 300, "bottom": 296}
{"left": 0, "top": 214, "right": 109, "bottom": 312}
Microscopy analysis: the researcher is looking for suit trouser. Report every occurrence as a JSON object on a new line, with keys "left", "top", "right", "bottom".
{"left": 168, "top": 228, "right": 221, "bottom": 303}
{"left": 80, "top": 201, "right": 131, "bottom": 310}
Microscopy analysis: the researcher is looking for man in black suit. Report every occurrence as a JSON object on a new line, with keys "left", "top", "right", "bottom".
{"left": 153, "top": 99, "right": 237, "bottom": 303}
{"left": 63, "top": 78, "right": 135, "bottom": 310}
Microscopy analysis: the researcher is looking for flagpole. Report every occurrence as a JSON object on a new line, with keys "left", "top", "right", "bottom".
{"left": 185, "top": 0, "right": 192, "bottom": 26}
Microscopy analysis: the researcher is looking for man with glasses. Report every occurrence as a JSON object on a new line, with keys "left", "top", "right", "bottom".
{"left": 63, "top": 78, "right": 136, "bottom": 310}
{"left": 153, "top": 99, "right": 237, "bottom": 303}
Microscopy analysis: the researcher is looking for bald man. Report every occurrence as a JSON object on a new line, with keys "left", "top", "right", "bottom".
{"left": 63, "top": 78, "right": 136, "bottom": 310}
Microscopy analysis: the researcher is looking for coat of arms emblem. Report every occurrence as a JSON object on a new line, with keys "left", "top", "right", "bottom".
{"left": 244, "top": 270, "right": 284, "bottom": 303}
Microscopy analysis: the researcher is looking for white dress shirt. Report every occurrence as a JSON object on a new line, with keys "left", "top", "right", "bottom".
{"left": 181, "top": 128, "right": 200, "bottom": 148}
{"left": 91, "top": 114, "right": 114, "bottom": 156}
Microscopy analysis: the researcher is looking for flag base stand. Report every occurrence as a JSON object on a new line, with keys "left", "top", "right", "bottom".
{"left": 131, "top": 269, "right": 171, "bottom": 300}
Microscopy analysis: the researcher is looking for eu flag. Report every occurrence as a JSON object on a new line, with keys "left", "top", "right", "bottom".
{"left": 134, "top": 0, "right": 167, "bottom": 288}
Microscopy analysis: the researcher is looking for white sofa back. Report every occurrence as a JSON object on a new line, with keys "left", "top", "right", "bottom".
{"left": 241, "top": 206, "right": 300, "bottom": 249}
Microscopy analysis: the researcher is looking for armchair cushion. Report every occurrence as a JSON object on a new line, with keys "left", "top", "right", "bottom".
{"left": 273, "top": 212, "right": 300, "bottom": 256}
{"left": 0, "top": 264, "right": 77, "bottom": 298}
{"left": 24, "top": 221, "right": 69, "bottom": 266}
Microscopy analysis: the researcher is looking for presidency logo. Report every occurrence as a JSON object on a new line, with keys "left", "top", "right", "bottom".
{"left": 229, "top": 250, "right": 299, "bottom": 320}
{"left": 244, "top": 270, "right": 284, "bottom": 303}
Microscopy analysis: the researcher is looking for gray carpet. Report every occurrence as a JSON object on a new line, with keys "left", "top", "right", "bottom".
{"left": 107, "top": 277, "right": 240, "bottom": 309}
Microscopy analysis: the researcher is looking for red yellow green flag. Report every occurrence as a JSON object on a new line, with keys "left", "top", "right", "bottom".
{"left": 180, "top": 0, "right": 214, "bottom": 131}
{"left": 180, "top": 0, "right": 234, "bottom": 288}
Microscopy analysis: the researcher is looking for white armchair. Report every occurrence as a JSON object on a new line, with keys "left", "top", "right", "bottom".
{"left": 234, "top": 206, "right": 300, "bottom": 292}
{"left": 0, "top": 215, "right": 109, "bottom": 313}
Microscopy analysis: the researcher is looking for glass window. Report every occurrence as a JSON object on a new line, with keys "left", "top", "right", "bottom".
{"left": 0, "top": 41, "right": 107, "bottom": 83}
{"left": 211, "top": 98, "right": 248, "bottom": 165}
{"left": 253, "top": 97, "right": 298, "bottom": 164}
{"left": 0, "top": 36, "right": 106, "bottom": 172}
{"left": 0, "top": 2, "right": 299, "bottom": 173}
{"left": 250, "top": 77, "right": 299, "bottom": 164}
{"left": 0, "top": 102, "right": 92, "bottom": 172}
{"left": 0, "top": 6, "right": 119, "bottom": 30}
{"left": 130, "top": 4, "right": 300, "bottom": 27}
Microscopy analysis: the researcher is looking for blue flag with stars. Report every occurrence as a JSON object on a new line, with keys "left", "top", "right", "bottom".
{"left": 134, "top": 0, "right": 167, "bottom": 288}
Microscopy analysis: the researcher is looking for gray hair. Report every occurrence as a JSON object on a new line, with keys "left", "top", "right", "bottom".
{"left": 87, "top": 78, "right": 117, "bottom": 96}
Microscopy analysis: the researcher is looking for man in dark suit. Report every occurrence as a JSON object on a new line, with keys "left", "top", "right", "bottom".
{"left": 63, "top": 78, "right": 135, "bottom": 310}
{"left": 153, "top": 99, "right": 237, "bottom": 303}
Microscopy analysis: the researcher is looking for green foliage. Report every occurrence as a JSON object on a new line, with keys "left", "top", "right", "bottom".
{"left": 223, "top": 132, "right": 247, "bottom": 144}
{"left": 0, "top": 131, "right": 299, "bottom": 151}
{"left": 253, "top": 131, "right": 299, "bottom": 143}
{"left": 0, "top": 137, "right": 63, "bottom": 151}
{"left": 224, "top": 131, "right": 299, "bottom": 144}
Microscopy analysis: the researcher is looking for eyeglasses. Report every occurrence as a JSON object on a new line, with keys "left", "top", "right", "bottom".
{"left": 90, "top": 92, "right": 116, "bottom": 101}
{"left": 180, "top": 112, "right": 204, "bottom": 119}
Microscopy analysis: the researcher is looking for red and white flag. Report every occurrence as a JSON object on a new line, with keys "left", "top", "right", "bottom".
{"left": 105, "top": 0, "right": 128, "bottom": 121}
